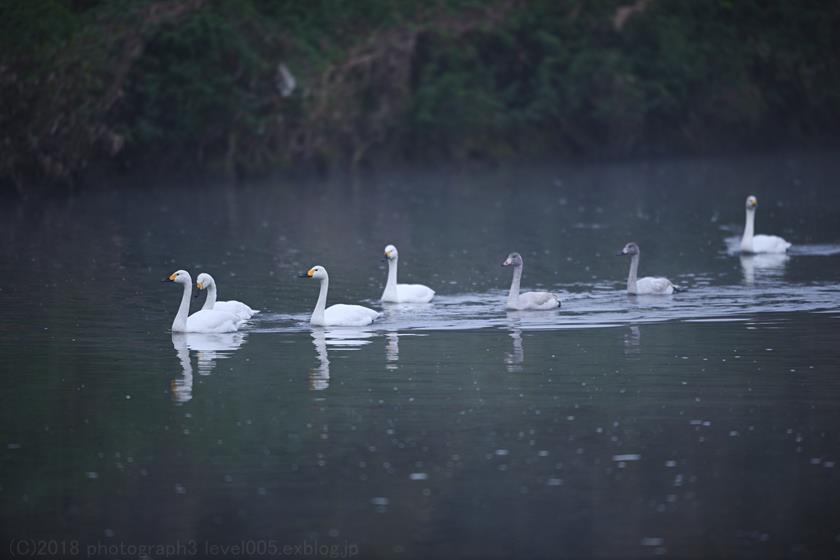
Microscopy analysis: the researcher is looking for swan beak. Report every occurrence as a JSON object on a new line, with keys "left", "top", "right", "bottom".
{"left": 196, "top": 282, "right": 204, "bottom": 290}
{"left": 161, "top": 272, "right": 176, "bottom": 282}
{"left": 501, "top": 259, "right": 511, "bottom": 267}
{"left": 617, "top": 250, "right": 625, "bottom": 256}
{"left": 299, "top": 268, "right": 315, "bottom": 278}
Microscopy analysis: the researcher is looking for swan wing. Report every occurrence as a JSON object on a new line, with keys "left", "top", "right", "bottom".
{"left": 636, "top": 277, "right": 675, "bottom": 295}
{"left": 215, "top": 300, "right": 258, "bottom": 320}
{"left": 518, "top": 291, "right": 561, "bottom": 310}
{"left": 395, "top": 283, "right": 435, "bottom": 303}
{"left": 324, "top": 304, "right": 380, "bottom": 326}
{"left": 186, "top": 309, "right": 243, "bottom": 333}
{"left": 752, "top": 234, "right": 791, "bottom": 254}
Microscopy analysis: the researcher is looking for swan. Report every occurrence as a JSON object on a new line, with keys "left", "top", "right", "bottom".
{"left": 501, "top": 253, "right": 560, "bottom": 310}
{"left": 740, "top": 195, "right": 791, "bottom": 254}
{"left": 163, "top": 270, "right": 244, "bottom": 333}
{"left": 618, "top": 243, "right": 678, "bottom": 295}
{"left": 195, "top": 272, "right": 258, "bottom": 320}
{"left": 381, "top": 244, "right": 435, "bottom": 303}
{"left": 299, "top": 265, "right": 380, "bottom": 326}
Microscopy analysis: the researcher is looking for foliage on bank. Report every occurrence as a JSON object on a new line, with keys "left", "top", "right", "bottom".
{"left": 1, "top": 0, "right": 838, "bottom": 189}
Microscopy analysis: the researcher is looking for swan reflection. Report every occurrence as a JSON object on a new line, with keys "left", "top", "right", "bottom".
{"left": 309, "top": 327, "right": 375, "bottom": 390}
{"left": 171, "top": 334, "right": 194, "bottom": 404}
{"left": 170, "top": 332, "right": 248, "bottom": 403}
{"left": 386, "top": 332, "right": 399, "bottom": 370}
{"left": 740, "top": 253, "right": 789, "bottom": 285}
{"left": 503, "top": 320, "right": 524, "bottom": 373}
{"left": 505, "top": 329, "right": 524, "bottom": 373}
{"left": 624, "top": 325, "right": 641, "bottom": 357}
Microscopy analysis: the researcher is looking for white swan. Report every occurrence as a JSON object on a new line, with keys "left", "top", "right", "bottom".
{"left": 740, "top": 195, "right": 791, "bottom": 254}
{"left": 163, "top": 270, "right": 244, "bottom": 333}
{"left": 618, "top": 243, "right": 678, "bottom": 295}
{"left": 300, "top": 265, "right": 380, "bottom": 326}
{"left": 501, "top": 253, "right": 560, "bottom": 310}
{"left": 381, "top": 244, "right": 435, "bottom": 303}
{"left": 195, "top": 272, "right": 258, "bottom": 320}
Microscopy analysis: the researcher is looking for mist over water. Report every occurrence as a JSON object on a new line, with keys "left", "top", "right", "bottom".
{"left": 2, "top": 153, "right": 840, "bottom": 558}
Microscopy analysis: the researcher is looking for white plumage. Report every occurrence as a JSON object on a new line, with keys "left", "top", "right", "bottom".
{"left": 381, "top": 244, "right": 435, "bottom": 303}
{"left": 740, "top": 195, "right": 791, "bottom": 254}
{"left": 196, "top": 272, "right": 258, "bottom": 320}
{"left": 302, "top": 266, "right": 380, "bottom": 326}
{"left": 164, "top": 270, "right": 244, "bottom": 333}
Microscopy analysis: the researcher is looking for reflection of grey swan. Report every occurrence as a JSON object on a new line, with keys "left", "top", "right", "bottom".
{"left": 740, "top": 195, "right": 791, "bottom": 254}
{"left": 310, "top": 331, "right": 330, "bottom": 391}
{"left": 386, "top": 332, "right": 399, "bottom": 370}
{"left": 170, "top": 334, "right": 194, "bottom": 404}
{"left": 299, "top": 266, "right": 380, "bottom": 326}
{"left": 504, "top": 327, "right": 524, "bottom": 373}
{"left": 623, "top": 326, "right": 641, "bottom": 357}
{"left": 618, "top": 243, "right": 678, "bottom": 295}
{"left": 195, "top": 273, "right": 258, "bottom": 320}
{"left": 381, "top": 245, "right": 435, "bottom": 303}
{"left": 501, "top": 253, "right": 560, "bottom": 310}
{"left": 163, "top": 270, "right": 243, "bottom": 332}
{"left": 739, "top": 253, "right": 789, "bottom": 285}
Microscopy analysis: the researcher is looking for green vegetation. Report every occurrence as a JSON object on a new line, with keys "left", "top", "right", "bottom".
{"left": 1, "top": 0, "right": 838, "bottom": 190}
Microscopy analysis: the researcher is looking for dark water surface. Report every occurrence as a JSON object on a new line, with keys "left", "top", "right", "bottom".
{"left": 2, "top": 153, "right": 840, "bottom": 559}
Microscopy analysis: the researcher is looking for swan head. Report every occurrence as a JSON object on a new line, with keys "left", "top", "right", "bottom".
{"left": 383, "top": 244, "right": 398, "bottom": 261}
{"left": 619, "top": 242, "right": 640, "bottom": 256}
{"left": 502, "top": 252, "right": 523, "bottom": 267}
{"left": 300, "top": 265, "right": 328, "bottom": 280}
{"left": 163, "top": 269, "right": 191, "bottom": 285}
{"left": 746, "top": 195, "right": 758, "bottom": 211}
{"left": 195, "top": 272, "right": 215, "bottom": 291}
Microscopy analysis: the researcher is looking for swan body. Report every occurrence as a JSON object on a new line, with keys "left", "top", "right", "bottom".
{"left": 501, "top": 253, "right": 560, "bottom": 310}
{"left": 196, "top": 272, "right": 258, "bottom": 320}
{"left": 164, "top": 270, "right": 244, "bottom": 333}
{"left": 301, "top": 266, "right": 380, "bottom": 326}
{"left": 740, "top": 195, "right": 791, "bottom": 254}
{"left": 619, "top": 243, "right": 678, "bottom": 295}
{"left": 381, "top": 244, "right": 435, "bottom": 303}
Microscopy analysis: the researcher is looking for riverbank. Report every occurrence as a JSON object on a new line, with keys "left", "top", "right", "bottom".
{"left": 2, "top": 0, "right": 838, "bottom": 192}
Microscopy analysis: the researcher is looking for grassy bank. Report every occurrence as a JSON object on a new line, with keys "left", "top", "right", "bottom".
{"left": 2, "top": 0, "right": 838, "bottom": 190}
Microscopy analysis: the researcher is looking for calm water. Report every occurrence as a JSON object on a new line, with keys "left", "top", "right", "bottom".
{"left": 2, "top": 153, "right": 840, "bottom": 559}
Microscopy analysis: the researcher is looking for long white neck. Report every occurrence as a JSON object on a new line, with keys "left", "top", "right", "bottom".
{"left": 201, "top": 282, "right": 218, "bottom": 310}
{"left": 741, "top": 208, "right": 755, "bottom": 252}
{"left": 508, "top": 265, "right": 522, "bottom": 306}
{"left": 382, "top": 258, "right": 398, "bottom": 300}
{"left": 311, "top": 275, "right": 329, "bottom": 325}
{"left": 172, "top": 281, "right": 192, "bottom": 331}
{"left": 627, "top": 254, "right": 639, "bottom": 294}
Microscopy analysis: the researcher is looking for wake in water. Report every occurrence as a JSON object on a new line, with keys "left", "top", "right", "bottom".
{"left": 250, "top": 279, "right": 840, "bottom": 333}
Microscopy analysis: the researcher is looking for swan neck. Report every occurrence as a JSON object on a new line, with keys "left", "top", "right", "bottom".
{"left": 311, "top": 276, "right": 329, "bottom": 324}
{"left": 383, "top": 258, "right": 398, "bottom": 299}
{"left": 508, "top": 265, "right": 522, "bottom": 305}
{"left": 627, "top": 254, "right": 639, "bottom": 293}
{"left": 172, "top": 281, "right": 192, "bottom": 331}
{"left": 202, "top": 283, "right": 218, "bottom": 310}
{"left": 741, "top": 208, "right": 755, "bottom": 251}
